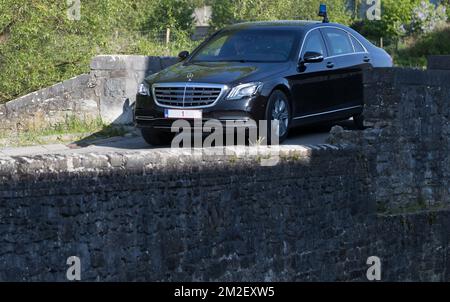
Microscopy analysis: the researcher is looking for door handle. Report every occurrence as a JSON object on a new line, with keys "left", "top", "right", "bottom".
{"left": 363, "top": 56, "right": 371, "bottom": 62}
{"left": 326, "top": 62, "right": 334, "bottom": 68}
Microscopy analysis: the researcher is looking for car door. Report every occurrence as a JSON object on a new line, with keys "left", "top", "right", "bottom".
{"left": 288, "top": 28, "right": 332, "bottom": 123}
{"left": 348, "top": 33, "right": 372, "bottom": 105}
{"left": 321, "top": 27, "right": 368, "bottom": 111}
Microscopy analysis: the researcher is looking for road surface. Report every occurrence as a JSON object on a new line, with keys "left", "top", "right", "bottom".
{"left": 0, "top": 120, "right": 355, "bottom": 157}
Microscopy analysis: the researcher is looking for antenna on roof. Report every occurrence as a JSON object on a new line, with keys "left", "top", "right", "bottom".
{"left": 318, "top": 4, "right": 329, "bottom": 23}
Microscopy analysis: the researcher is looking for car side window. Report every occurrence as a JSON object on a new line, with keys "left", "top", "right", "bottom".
{"left": 302, "top": 30, "right": 326, "bottom": 57}
{"left": 350, "top": 35, "right": 366, "bottom": 53}
{"left": 323, "top": 28, "right": 354, "bottom": 56}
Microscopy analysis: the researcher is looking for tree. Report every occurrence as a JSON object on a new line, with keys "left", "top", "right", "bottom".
{"left": 0, "top": 0, "right": 196, "bottom": 103}
{"left": 0, "top": 0, "right": 114, "bottom": 102}
{"left": 210, "top": 0, "right": 353, "bottom": 29}
{"left": 439, "top": 0, "right": 450, "bottom": 19}
{"left": 410, "top": 1, "right": 447, "bottom": 34}
{"left": 353, "top": 0, "right": 449, "bottom": 44}
{"left": 146, "top": 0, "right": 196, "bottom": 33}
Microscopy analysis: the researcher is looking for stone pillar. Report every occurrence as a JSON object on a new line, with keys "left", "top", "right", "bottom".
{"left": 90, "top": 55, "right": 178, "bottom": 124}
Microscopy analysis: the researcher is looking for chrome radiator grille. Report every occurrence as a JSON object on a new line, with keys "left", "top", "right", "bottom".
{"left": 152, "top": 83, "right": 226, "bottom": 108}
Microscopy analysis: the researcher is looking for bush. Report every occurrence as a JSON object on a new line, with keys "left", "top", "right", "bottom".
{"left": 0, "top": 0, "right": 197, "bottom": 104}
{"left": 0, "top": 1, "right": 109, "bottom": 102}
{"left": 0, "top": 0, "right": 448, "bottom": 103}
{"left": 396, "top": 25, "right": 450, "bottom": 67}
{"left": 443, "top": 0, "right": 450, "bottom": 19}
{"left": 351, "top": 0, "right": 449, "bottom": 65}
{"left": 210, "top": 0, "right": 352, "bottom": 29}
{"left": 410, "top": 1, "right": 447, "bottom": 34}
{"left": 145, "top": 0, "right": 196, "bottom": 33}
{"left": 352, "top": 0, "right": 421, "bottom": 41}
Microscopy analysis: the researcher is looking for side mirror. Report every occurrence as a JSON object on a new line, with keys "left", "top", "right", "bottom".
{"left": 302, "top": 51, "right": 324, "bottom": 64}
{"left": 178, "top": 51, "right": 190, "bottom": 61}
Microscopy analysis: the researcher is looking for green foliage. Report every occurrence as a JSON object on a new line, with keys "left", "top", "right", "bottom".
{"left": 1, "top": 1, "right": 99, "bottom": 101}
{"left": 442, "top": 0, "right": 450, "bottom": 19}
{"left": 353, "top": 0, "right": 421, "bottom": 41}
{"left": 395, "top": 25, "right": 450, "bottom": 67}
{"left": 410, "top": 1, "right": 447, "bottom": 34}
{"left": 379, "top": 0, "right": 421, "bottom": 37}
{"left": 353, "top": 0, "right": 447, "bottom": 40}
{"left": 210, "top": 0, "right": 352, "bottom": 29}
{"left": 0, "top": 0, "right": 198, "bottom": 104}
{"left": 0, "top": 0, "right": 449, "bottom": 104}
{"left": 146, "top": 0, "right": 196, "bottom": 32}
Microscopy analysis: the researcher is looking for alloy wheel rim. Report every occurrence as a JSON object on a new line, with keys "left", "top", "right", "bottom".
{"left": 271, "top": 98, "right": 289, "bottom": 137}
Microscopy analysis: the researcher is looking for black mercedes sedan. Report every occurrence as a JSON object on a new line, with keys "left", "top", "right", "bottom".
{"left": 134, "top": 20, "right": 392, "bottom": 145}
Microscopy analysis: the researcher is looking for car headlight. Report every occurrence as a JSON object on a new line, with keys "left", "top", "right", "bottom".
{"left": 137, "top": 82, "right": 150, "bottom": 96}
{"left": 226, "top": 82, "right": 263, "bottom": 100}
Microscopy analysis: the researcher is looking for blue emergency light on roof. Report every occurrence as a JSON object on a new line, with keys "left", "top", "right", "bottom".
{"left": 318, "top": 4, "right": 329, "bottom": 23}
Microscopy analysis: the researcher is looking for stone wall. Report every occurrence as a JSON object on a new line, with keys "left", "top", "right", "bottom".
{"left": 0, "top": 55, "right": 178, "bottom": 132}
{"left": 0, "top": 145, "right": 448, "bottom": 281}
{"left": 428, "top": 55, "right": 450, "bottom": 70}
{"left": 1, "top": 65, "right": 450, "bottom": 281}
{"left": 0, "top": 74, "right": 98, "bottom": 132}
{"left": 329, "top": 67, "right": 450, "bottom": 213}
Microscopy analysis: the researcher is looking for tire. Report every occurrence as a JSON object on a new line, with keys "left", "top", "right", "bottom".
{"left": 264, "top": 90, "right": 291, "bottom": 144}
{"left": 141, "top": 128, "right": 174, "bottom": 146}
{"left": 353, "top": 113, "right": 364, "bottom": 130}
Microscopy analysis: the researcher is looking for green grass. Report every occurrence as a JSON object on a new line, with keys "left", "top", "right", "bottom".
{"left": 41, "top": 115, "right": 104, "bottom": 136}
{"left": 0, "top": 115, "right": 129, "bottom": 147}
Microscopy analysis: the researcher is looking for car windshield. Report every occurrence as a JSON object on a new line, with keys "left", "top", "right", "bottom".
{"left": 190, "top": 29, "right": 299, "bottom": 63}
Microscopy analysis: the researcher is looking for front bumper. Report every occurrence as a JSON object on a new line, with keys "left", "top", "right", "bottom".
{"left": 134, "top": 93, "right": 267, "bottom": 131}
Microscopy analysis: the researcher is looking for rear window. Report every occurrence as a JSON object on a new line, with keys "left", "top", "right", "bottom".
{"left": 350, "top": 35, "right": 366, "bottom": 53}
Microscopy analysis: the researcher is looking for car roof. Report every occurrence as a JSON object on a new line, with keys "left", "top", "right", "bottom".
{"left": 225, "top": 20, "right": 351, "bottom": 33}
{"left": 226, "top": 20, "right": 321, "bottom": 30}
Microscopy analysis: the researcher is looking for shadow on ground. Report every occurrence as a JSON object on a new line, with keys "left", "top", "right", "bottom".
{"left": 70, "top": 116, "right": 357, "bottom": 151}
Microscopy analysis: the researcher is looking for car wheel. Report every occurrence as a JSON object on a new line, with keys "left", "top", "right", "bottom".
{"left": 353, "top": 113, "right": 364, "bottom": 130}
{"left": 141, "top": 128, "right": 174, "bottom": 146}
{"left": 264, "top": 90, "right": 291, "bottom": 144}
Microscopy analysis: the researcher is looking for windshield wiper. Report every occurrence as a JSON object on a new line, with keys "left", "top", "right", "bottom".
{"left": 216, "top": 59, "right": 259, "bottom": 63}
{"left": 189, "top": 59, "right": 266, "bottom": 63}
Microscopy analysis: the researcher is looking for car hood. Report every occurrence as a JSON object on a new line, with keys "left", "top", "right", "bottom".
{"left": 146, "top": 61, "right": 290, "bottom": 85}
